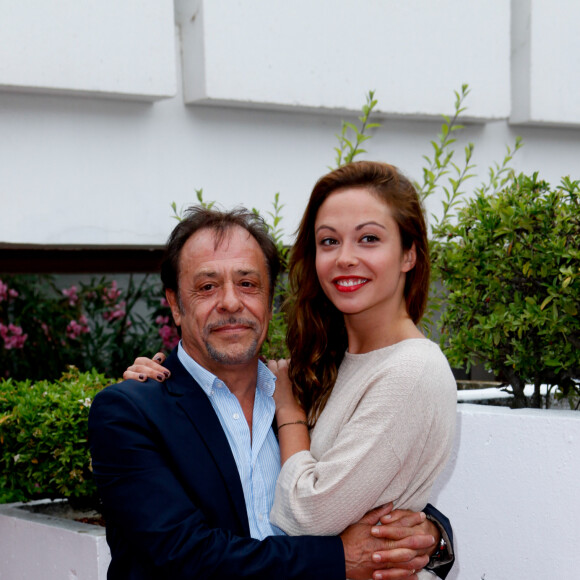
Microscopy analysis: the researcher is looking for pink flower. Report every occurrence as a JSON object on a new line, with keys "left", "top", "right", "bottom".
{"left": 103, "top": 301, "right": 126, "bottom": 322}
{"left": 159, "top": 324, "right": 179, "bottom": 350}
{"left": 155, "top": 315, "right": 170, "bottom": 325}
{"left": 62, "top": 286, "right": 79, "bottom": 307}
{"left": 0, "top": 280, "right": 19, "bottom": 303}
{"left": 66, "top": 318, "right": 90, "bottom": 340}
{"left": 0, "top": 323, "right": 28, "bottom": 350}
{"left": 0, "top": 280, "right": 7, "bottom": 302}
{"left": 160, "top": 297, "right": 170, "bottom": 308}
{"left": 103, "top": 281, "right": 122, "bottom": 306}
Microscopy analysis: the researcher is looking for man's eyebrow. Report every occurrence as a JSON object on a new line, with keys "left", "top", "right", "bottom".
{"left": 193, "top": 268, "right": 262, "bottom": 280}
{"left": 235, "top": 268, "right": 262, "bottom": 278}
{"left": 193, "top": 270, "right": 219, "bottom": 281}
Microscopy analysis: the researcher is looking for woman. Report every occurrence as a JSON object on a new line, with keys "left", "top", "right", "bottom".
{"left": 125, "top": 161, "right": 456, "bottom": 578}
{"left": 265, "top": 163, "right": 456, "bottom": 558}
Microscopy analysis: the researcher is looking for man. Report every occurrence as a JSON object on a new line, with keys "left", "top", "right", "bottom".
{"left": 89, "top": 207, "right": 453, "bottom": 579}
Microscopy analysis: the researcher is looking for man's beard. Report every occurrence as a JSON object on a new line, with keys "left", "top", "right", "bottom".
{"left": 203, "top": 317, "right": 261, "bottom": 365}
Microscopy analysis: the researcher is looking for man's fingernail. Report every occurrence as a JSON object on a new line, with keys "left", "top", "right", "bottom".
{"left": 371, "top": 526, "right": 379, "bottom": 535}
{"left": 376, "top": 574, "right": 383, "bottom": 580}
{"left": 372, "top": 553, "right": 381, "bottom": 563}
{"left": 420, "top": 511, "right": 426, "bottom": 520}
{"left": 383, "top": 514, "right": 392, "bottom": 519}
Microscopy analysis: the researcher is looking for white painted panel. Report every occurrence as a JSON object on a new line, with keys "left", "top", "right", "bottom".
{"left": 511, "top": 0, "right": 580, "bottom": 126}
{"left": 430, "top": 405, "right": 580, "bottom": 579}
{"left": 0, "top": 0, "right": 177, "bottom": 101}
{"left": 179, "top": 0, "right": 511, "bottom": 120}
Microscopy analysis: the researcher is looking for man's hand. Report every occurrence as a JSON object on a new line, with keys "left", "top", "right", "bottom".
{"left": 340, "top": 504, "right": 435, "bottom": 580}
{"left": 373, "top": 507, "right": 441, "bottom": 563}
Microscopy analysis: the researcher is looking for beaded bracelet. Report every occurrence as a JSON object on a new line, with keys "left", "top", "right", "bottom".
{"left": 277, "top": 420, "right": 308, "bottom": 430}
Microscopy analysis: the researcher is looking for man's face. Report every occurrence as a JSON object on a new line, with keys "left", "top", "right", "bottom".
{"left": 166, "top": 226, "right": 272, "bottom": 374}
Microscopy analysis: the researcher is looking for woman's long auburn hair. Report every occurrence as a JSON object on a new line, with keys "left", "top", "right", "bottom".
{"left": 287, "top": 161, "right": 430, "bottom": 426}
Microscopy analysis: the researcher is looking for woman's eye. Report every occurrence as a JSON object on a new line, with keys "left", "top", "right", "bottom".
{"left": 319, "top": 237, "right": 338, "bottom": 246}
{"left": 361, "top": 234, "right": 379, "bottom": 243}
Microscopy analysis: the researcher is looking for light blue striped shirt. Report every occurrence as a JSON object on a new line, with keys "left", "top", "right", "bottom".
{"left": 177, "top": 343, "right": 284, "bottom": 539}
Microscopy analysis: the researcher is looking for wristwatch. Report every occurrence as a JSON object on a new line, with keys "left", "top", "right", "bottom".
{"left": 424, "top": 513, "right": 454, "bottom": 569}
{"left": 429, "top": 536, "right": 449, "bottom": 564}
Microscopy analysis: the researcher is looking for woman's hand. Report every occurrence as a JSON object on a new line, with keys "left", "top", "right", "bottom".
{"left": 123, "top": 352, "right": 170, "bottom": 383}
{"left": 268, "top": 359, "right": 309, "bottom": 464}
{"left": 268, "top": 359, "right": 300, "bottom": 415}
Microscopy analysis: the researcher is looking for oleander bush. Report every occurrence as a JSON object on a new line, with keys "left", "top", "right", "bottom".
{"left": 0, "top": 367, "right": 112, "bottom": 506}
{"left": 0, "top": 274, "right": 176, "bottom": 382}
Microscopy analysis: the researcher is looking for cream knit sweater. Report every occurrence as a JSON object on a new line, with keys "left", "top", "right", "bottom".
{"left": 270, "top": 338, "right": 456, "bottom": 543}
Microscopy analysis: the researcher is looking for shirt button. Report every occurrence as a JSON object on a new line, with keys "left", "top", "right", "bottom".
{"left": 233, "top": 413, "right": 240, "bottom": 420}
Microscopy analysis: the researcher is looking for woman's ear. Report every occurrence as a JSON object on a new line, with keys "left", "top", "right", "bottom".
{"left": 401, "top": 242, "right": 417, "bottom": 273}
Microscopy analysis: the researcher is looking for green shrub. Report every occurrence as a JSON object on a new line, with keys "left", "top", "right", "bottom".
{"left": 0, "top": 367, "right": 112, "bottom": 506}
{"left": 435, "top": 173, "right": 580, "bottom": 407}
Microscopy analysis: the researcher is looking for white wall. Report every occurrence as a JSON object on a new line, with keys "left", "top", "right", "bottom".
{"left": 430, "top": 405, "right": 580, "bottom": 579}
{"left": 0, "top": 0, "right": 579, "bottom": 248}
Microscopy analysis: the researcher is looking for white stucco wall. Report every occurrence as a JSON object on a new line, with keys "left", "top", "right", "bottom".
{"left": 430, "top": 405, "right": 580, "bottom": 579}
{"left": 0, "top": 0, "right": 579, "bottom": 248}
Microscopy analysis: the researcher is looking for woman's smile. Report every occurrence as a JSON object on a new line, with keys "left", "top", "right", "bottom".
{"left": 333, "top": 276, "right": 370, "bottom": 292}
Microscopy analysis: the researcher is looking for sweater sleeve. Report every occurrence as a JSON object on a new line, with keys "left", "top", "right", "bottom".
{"left": 270, "top": 343, "right": 456, "bottom": 537}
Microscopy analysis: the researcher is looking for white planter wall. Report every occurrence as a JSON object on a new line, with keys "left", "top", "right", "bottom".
{"left": 430, "top": 405, "right": 580, "bottom": 579}
{"left": 0, "top": 500, "right": 110, "bottom": 580}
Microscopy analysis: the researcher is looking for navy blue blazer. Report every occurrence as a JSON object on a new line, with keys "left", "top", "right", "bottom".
{"left": 89, "top": 350, "right": 345, "bottom": 579}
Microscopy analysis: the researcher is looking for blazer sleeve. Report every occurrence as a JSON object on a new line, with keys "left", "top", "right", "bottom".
{"left": 88, "top": 385, "right": 345, "bottom": 580}
{"left": 423, "top": 503, "right": 455, "bottom": 579}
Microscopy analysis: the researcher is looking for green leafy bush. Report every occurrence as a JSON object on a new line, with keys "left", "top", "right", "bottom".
{"left": 436, "top": 173, "right": 580, "bottom": 407}
{"left": 0, "top": 367, "right": 112, "bottom": 505}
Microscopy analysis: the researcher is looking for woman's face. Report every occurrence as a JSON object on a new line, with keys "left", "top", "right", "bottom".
{"left": 314, "top": 187, "right": 416, "bottom": 318}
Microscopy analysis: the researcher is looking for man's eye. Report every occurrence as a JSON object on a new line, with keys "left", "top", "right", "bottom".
{"left": 200, "top": 284, "right": 215, "bottom": 291}
{"left": 240, "top": 281, "right": 255, "bottom": 288}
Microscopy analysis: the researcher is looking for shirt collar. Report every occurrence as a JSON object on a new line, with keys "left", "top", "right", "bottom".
{"left": 177, "top": 341, "right": 276, "bottom": 397}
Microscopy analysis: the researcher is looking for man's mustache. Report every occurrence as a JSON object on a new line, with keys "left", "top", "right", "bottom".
{"left": 206, "top": 317, "right": 258, "bottom": 332}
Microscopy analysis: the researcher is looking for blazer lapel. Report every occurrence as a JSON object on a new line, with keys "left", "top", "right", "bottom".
{"left": 163, "top": 350, "right": 250, "bottom": 535}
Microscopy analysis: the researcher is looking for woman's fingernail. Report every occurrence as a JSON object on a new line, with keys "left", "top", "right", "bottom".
{"left": 154, "top": 356, "right": 163, "bottom": 363}
{"left": 157, "top": 374, "right": 164, "bottom": 381}
{"left": 163, "top": 371, "right": 170, "bottom": 378}
{"left": 138, "top": 374, "right": 145, "bottom": 381}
